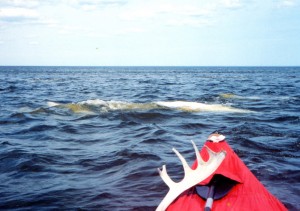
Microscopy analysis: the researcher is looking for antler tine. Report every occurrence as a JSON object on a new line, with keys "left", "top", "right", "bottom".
{"left": 191, "top": 140, "right": 205, "bottom": 165}
{"left": 158, "top": 165, "right": 175, "bottom": 188}
{"left": 204, "top": 145, "right": 223, "bottom": 164}
{"left": 172, "top": 147, "right": 191, "bottom": 175}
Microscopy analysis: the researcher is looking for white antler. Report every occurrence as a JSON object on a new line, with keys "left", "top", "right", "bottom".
{"left": 156, "top": 140, "right": 226, "bottom": 211}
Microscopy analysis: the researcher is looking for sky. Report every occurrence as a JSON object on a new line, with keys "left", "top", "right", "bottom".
{"left": 0, "top": 0, "right": 299, "bottom": 66}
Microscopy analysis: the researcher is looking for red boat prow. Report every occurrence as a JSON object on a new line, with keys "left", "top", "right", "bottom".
{"left": 166, "top": 139, "right": 287, "bottom": 211}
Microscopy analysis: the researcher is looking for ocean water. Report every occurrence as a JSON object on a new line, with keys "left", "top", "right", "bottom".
{"left": 0, "top": 66, "right": 299, "bottom": 210}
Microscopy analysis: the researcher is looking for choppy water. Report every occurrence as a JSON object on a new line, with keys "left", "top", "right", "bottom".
{"left": 0, "top": 66, "right": 299, "bottom": 210}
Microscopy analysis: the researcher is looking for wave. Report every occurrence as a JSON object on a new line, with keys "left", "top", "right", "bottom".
{"left": 47, "top": 99, "right": 253, "bottom": 114}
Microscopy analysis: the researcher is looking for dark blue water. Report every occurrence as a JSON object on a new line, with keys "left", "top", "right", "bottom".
{"left": 0, "top": 66, "right": 299, "bottom": 210}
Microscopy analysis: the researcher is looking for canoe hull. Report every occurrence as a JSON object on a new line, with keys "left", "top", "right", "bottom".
{"left": 166, "top": 140, "right": 287, "bottom": 211}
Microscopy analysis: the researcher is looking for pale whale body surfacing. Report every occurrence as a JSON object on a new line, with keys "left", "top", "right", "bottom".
{"left": 47, "top": 99, "right": 252, "bottom": 114}
{"left": 155, "top": 101, "right": 250, "bottom": 113}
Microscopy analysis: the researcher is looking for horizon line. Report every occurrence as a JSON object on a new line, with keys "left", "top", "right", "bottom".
{"left": 0, "top": 65, "right": 299, "bottom": 67}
